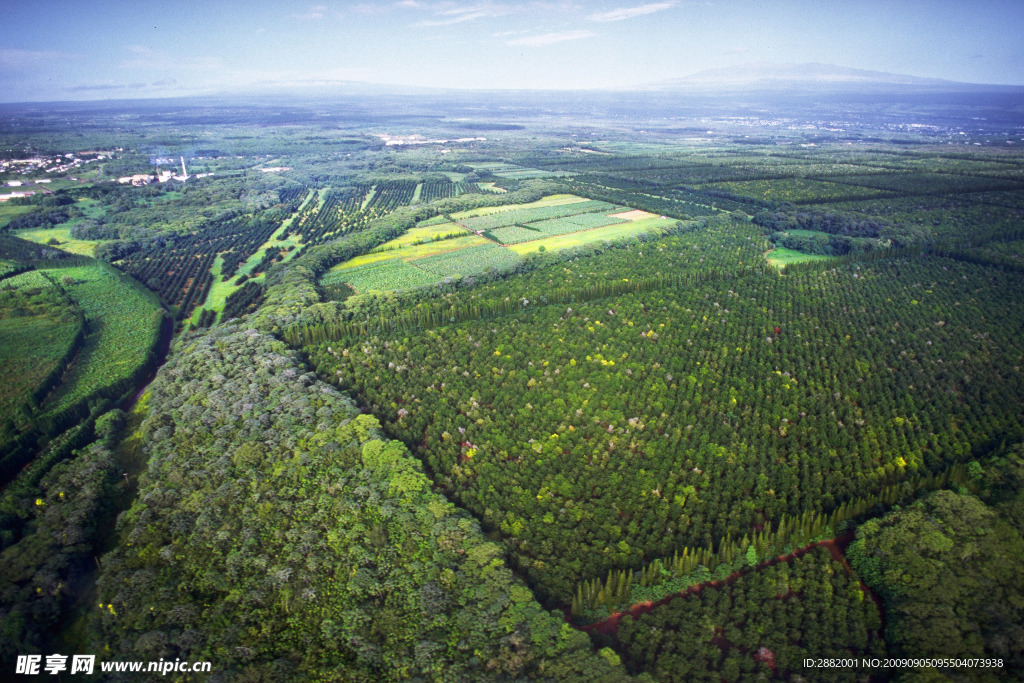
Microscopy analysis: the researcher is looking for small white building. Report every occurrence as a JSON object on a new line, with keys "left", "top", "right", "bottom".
{"left": 0, "top": 191, "right": 35, "bottom": 202}
{"left": 117, "top": 174, "right": 156, "bottom": 186}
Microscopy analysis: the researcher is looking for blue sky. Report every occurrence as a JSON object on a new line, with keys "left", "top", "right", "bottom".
{"left": 1, "top": 0, "right": 1022, "bottom": 101}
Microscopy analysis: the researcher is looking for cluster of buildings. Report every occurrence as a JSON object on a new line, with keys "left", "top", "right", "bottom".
{"left": 116, "top": 157, "right": 213, "bottom": 186}
{"left": 0, "top": 151, "right": 113, "bottom": 177}
{"left": 0, "top": 149, "right": 214, "bottom": 198}
{"left": 0, "top": 150, "right": 119, "bottom": 201}
{"left": 1, "top": 178, "right": 51, "bottom": 201}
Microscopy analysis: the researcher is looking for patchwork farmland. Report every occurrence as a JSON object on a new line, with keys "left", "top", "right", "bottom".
{"left": 320, "top": 194, "right": 677, "bottom": 293}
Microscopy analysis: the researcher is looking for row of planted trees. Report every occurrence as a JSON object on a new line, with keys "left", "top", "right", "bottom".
{"left": 305, "top": 220, "right": 1024, "bottom": 602}
{"left": 571, "top": 461, "right": 966, "bottom": 620}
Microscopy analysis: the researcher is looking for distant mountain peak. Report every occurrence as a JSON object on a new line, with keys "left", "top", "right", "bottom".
{"left": 645, "top": 62, "right": 965, "bottom": 90}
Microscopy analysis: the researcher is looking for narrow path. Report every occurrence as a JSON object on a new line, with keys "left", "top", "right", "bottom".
{"left": 570, "top": 531, "right": 859, "bottom": 636}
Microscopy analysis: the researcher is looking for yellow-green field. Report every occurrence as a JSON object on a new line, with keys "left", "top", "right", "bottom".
{"left": 450, "top": 194, "right": 586, "bottom": 220}
{"left": 331, "top": 234, "right": 489, "bottom": 271}
{"left": 370, "top": 223, "right": 468, "bottom": 250}
{"left": 508, "top": 217, "right": 671, "bottom": 255}
{"left": 323, "top": 195, "right": 680, "bottom": 293}
{"left": 16, "top": 227, "right": 101, "bottom": 256}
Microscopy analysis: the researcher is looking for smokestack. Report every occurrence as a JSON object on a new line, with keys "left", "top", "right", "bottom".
{"left": 180, "top": 156, "right": 188, "bottom": 180}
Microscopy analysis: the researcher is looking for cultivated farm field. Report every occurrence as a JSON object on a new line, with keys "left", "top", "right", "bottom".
{"left": 322, "top": 195, "right": 677, "bottom": 293}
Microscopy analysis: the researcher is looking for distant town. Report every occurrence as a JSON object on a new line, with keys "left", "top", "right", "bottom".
{"left": 0, "top": 150, "right": 212, "bottom": 200}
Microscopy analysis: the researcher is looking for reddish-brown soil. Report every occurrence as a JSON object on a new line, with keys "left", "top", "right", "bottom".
{"left": 570, "top": 530, "right": 862, "bottom": 636}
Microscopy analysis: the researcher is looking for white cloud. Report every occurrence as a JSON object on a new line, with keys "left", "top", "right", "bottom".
{"left": 0, "top": 47, "right": 65, "bottom": 68}
{"left": 418, "top": 9, "right": 493, "bottom": 25}
{"left": 506, "top": 29, "right": 595, "bottom": 46}
{"left": 292, "top": 4, "right": 330, "bottom": 20}
{"left": 588, "top": 1, "right": 675, "bottom": 23}
{"left": 412, "top": 2, "right": 577, "bottom": 26}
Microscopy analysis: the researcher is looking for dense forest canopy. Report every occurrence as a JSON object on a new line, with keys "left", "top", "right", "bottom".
{"left": 0, "top": 96, "right": 1022, "bottom": 681}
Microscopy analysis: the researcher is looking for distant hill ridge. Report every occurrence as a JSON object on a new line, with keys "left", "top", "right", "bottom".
{"left": 641, "top": 62, "right": 1002, "bottom": 91}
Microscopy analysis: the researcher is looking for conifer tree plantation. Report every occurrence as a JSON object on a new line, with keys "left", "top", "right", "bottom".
{"left": 1, "top": 80, "right": 1024, "bottom": 681}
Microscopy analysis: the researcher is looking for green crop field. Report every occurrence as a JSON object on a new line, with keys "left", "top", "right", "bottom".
{"left": 39, "top": 261, "right": 163, "bottom": 416}
{"left": 493, "top": 169, "right": 568, "bottom": 180}
{"left": 489, "top": 212, "right": 626, "bottom": 244}
{"left": 765, "top": 247, "right": 838, "bottom": 268}
{"left": 457, "top": 200, "right": 618, "bottom": 232}
{"left": 526, "top": 211, "right": 626, "bottom": 232}
{"left": 486, "top": 225, "right": 545, "bottom": 244}
{"left": 324, "top": 259, "right": 440, "bottom": 292}
{"left": 0, "top": 270, "right": 84, "bottom": 432}
{"left": 411, "top": 242, "right": 522, "bottom": 277}
{"left": 0, "top": 204, "right": 35, "bottom": 228}
{"left": 373, "top": 223, "right": 468, "bottom": 249}
{"left": 449, "top": 194, "right": 588, "bottom": 220}
{"left": 322, "top": 197, "right": 680, "bottom": 293}
{"left": 17, "top": 226, "right": 101, "bottom": 256}
{"left": 332, "top": 234, "right": 490, "bottom": 272}
{"left": 507, "top": 218, "right": 671, "bottom": 254}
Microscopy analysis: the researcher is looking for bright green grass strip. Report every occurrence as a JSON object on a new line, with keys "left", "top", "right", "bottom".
{"left": 38, "top": 261, "right": 162, "bottom": 415}
{"left": 237, "top": 190, "right": 313, "bottom": 277}
{"left": 411, "top": 182, "right": 423, "bottom": 203}
{"left": 190, "top": 189, "right": 315, "bottom": 325}
{"left": 360, "top": 185, "right": 377, "bottom": 211}
{"left": 765, "top": 248, "right": 838, "bottom": 269}
{"left": 190, "top": 255, "right": 226, "bottom": 325}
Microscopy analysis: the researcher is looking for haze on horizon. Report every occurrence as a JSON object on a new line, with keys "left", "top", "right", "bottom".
{"left": 1, "top": 0, "right": 1022, "bottom": 103}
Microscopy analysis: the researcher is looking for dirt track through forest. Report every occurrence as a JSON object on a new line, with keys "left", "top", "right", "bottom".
{"left": 568, "top": 530, "right": 871, "bottom": 636}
